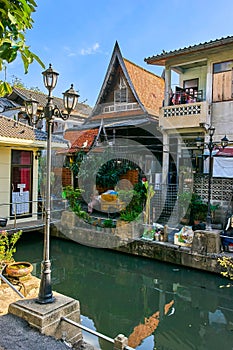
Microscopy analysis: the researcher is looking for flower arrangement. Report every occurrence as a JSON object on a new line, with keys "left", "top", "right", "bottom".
{"left": 0, "top": 230, "right": 23, "bottom": 264}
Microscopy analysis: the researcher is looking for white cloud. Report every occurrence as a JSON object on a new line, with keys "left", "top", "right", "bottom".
{"left": 67, "top": 52, "right": 76, "bottom": 57}
{"left": 63, "top": 46, "right": 77, "bottom": 57}
{"left": 62, "top": 43, "right": 100, "bottom": 58}
{"left": 80, "top": 42, "right": 100, "bottom": 55}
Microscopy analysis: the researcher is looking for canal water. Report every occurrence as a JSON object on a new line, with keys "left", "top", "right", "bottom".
{"left": 15, "top": 233, "right": 233, "bottom": 350}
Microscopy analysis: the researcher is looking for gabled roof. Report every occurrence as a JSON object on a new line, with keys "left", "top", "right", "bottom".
{"left": 0, "top": 115, "right": 67, "bottom": 148}
{"left": 68, "top": 129, "right": 99, "bottom": 153}
{"left": 123, "top": 58, "right": 164, "bottom": 116}
{"left": 7, "top": 87, "right": 92, "bottom": 118}
{"left": 145, "top": 35, "right": 233, "bottom": 65}
{"left": 0, "top": 97, "right": 20, "bottom": 111}
{"left": 88, "top": 41, "right": 164, "bottom": 122}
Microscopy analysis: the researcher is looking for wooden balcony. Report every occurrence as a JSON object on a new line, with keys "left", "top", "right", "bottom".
{"left": 159, "top": 101, "right": 210, "bottom": 130}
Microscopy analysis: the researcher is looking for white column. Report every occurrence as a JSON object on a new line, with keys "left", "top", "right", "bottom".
{"left": 205, "top": 59, "right": 212, "bottom": 104}
{"left": 162, "top": 131, "right": 169, "bottom": 185}
{"left": 164, "top": 67, "right": 172, "bottom": 106}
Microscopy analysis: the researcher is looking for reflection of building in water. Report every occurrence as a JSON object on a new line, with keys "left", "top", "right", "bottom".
{"left": 128, "top": 300, "right": 174, "bottom": 348}
{"left": 209, "top": 309, "right": 227, "bottom": 329}
{"left": 155, "top": 283, "right": 233, "bottom": 350}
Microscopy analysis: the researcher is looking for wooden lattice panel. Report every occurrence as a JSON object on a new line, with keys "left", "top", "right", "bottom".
{"left": 62, "top": 168, "right": 72, "bottom": 187}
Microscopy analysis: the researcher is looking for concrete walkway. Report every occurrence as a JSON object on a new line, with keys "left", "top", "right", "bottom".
{"left": 0, "top": 275, "right": 96, "bottom": 350}
{"left": 0, "top": 313, "right": 71, "bottom": 350}
{"left": 0, "top": 313, "right": 96, "bottom": 350}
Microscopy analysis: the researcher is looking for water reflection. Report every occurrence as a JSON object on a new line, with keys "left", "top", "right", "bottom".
{"left": 15, "top": 234, "right": 233, "bottom": 350}
{"left": 128, "top": 300, "right": 174, "bottom": 348}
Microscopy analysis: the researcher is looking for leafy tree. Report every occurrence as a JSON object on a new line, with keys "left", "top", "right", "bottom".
{"left": 12, "top": 75, "right": 42, "bottom": 92}
{"left": 11, "top": 76, "right": 25, "bottom": 88}
{"left": 0, "top": 0, "right": 45, "bottom": 95}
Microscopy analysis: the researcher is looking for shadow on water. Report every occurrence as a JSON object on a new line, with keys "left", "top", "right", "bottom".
{"left": 15, "top": 232, "right": 233, "bottom": 350}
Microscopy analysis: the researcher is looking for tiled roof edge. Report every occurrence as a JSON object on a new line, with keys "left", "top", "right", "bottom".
{"left": 145, "top": 35, "right": 233, "bottom": 62}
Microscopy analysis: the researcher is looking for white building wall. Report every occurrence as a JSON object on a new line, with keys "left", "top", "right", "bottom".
{"left": 0, "top": 147, "right": 11, "bottom": 219}
{"left": 212, "top": 101, "right": 233, "bottom": 141}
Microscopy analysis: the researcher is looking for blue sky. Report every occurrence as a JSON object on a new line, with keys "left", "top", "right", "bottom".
{"left": 2, "top": 0, "right": 233, "bottom": 107}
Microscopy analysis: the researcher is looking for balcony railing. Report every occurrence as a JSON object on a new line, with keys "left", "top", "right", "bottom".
{"left": 160, "top": 101, "right": 210, "bottom": 130}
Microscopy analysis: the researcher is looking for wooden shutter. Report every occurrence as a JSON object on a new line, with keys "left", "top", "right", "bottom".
{"left": 223, "top": 70, "right": 232, "bottom": 100}
{"left": 213, "top": 71, "right": 232, "bottom": 101}
{"left": 213, "top": 72, "right": 223, "bottom": 102}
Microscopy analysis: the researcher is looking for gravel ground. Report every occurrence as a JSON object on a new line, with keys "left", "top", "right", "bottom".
{"left": 0, "top": 314, "right": 96, "bottom": 350}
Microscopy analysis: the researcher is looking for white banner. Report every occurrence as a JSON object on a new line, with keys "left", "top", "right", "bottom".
{"left": 213, "top": 157, "right": 233, "bottom": 178}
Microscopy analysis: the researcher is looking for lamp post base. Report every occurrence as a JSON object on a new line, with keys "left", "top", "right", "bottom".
{"left": 9, "top": 292, "right": 81, "bottom": 345}
{"left": 36, "top": 260, "right": 55, "bottom": 304}
{"left": 36, "top": 294, "right": 55, "bottom": 304}
{"left": 205, "top": 213, "right": 212, "bottom": 231}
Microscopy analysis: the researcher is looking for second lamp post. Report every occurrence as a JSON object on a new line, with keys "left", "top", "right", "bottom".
{"left": 196, "top": 126, "right": 228, "bottom": 231}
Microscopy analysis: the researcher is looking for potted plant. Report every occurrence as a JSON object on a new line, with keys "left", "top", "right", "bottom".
{"left": 62, "top": 185, "right": 83, "bottom": 209}
{"left": 210, "top": 203, "right": 220, "bottom": 222}
{"left": 5, "top": 261, "right": 33, "bottom": 278}
{"left": 103, "top": 218, "right": 114, "bottom": 226}
{"left": 189, "top": 193, "right": 212, "bottom": 225}
{"left": 103, "top": 219, "right": 115, "bottom": 233}
{"left": 178, "top": 191, "right": 192, "bottom": 223}
{"left": 119, "top": 210, "right": 138, "bottom": 222}
{"left": 0, "top": 230, "right": 23, "bottom": 265}
{"left": 0, "top": 230, "right": 34, "bottom": 279}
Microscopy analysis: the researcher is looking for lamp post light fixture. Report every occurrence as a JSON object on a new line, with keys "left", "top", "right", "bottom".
{"left": 196, "top": 126, "right": 229, "bottom": 231}
{"left": 25, "top": 64, "right": 79, "bottom": 304}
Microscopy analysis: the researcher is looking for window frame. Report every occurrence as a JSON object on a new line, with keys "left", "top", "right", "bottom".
{"left": 212, "top": 60, "right": 233, "bottom": 102}
{"left": 10, "top": 150, "right": 33, "bottom": 218}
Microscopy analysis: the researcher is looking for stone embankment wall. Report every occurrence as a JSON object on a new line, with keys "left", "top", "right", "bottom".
{"left": 55, "top": 211, "right": 230, "bottom": 275}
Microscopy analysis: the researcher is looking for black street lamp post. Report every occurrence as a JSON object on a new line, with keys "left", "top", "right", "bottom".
{"left": 25, "top": 64, "right": 79, "bottom": 303}
{"left": 196, "top": 126, "right": 228, "bottom": 231}
{"left": 206, "top": 126, "right": 215, "bottom": 231}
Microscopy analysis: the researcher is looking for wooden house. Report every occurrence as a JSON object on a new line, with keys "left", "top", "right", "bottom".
{"left": 145, "top": 35, "right": 233, "bottom": 222}
{"left": 66, "top": 41, "right": 165, "bottom": 190}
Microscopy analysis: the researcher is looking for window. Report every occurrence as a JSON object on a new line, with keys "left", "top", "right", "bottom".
{"left": 213, "top": 60, "right": 233, "bottom": 102}
{"left": 11, "top": 150, "right": 33, "bottom": 217}
{"left": 183, "top": 79, "right": 199, "bottom": 100}
{"left": 213, "top": 61, "right": 233, "bottom": 73}
{"left": 114, "top": 77, "right": 128, "bottom": 104}
{"left": 184, "top": 79, "right": 198, "bottom": 89}
{"left": 180, "top": 144, "right": 203, "bottom": 173}
{"left": 173, "top": 79, "right": 202, "bottom": 105}
{"left": 114, "top": 88, "right": 127, "bottom": 103}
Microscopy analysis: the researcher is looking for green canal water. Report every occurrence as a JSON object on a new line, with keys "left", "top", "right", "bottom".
{"left": 15, "top": 233, "right": 233, "bottom": 350}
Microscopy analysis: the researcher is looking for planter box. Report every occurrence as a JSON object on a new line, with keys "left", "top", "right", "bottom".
{"left": 61, "top": 211, "right": 77, "bottom": 229}
{"left": 116, "top": 221, "right": 141, "bottom": 240}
